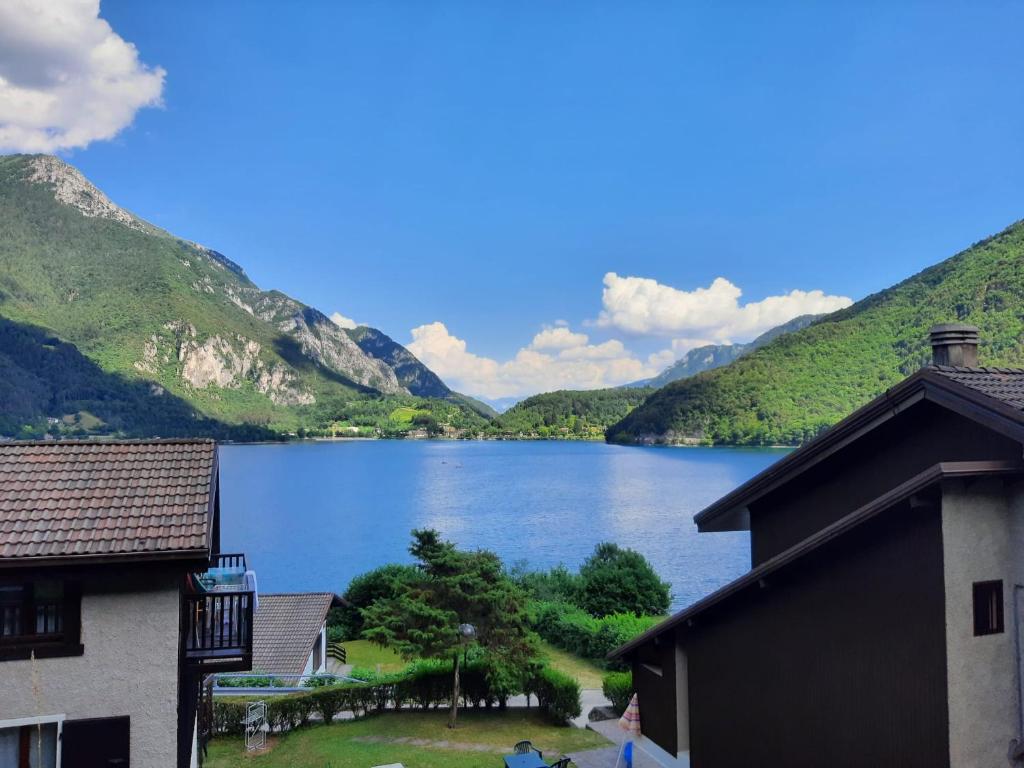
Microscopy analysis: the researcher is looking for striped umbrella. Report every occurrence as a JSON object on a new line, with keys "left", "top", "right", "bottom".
{"left": 618, "top": 693, "right": 641, "bottom": 736}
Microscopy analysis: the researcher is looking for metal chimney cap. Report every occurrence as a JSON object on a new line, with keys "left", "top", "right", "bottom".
{"left": 929, "top": 323, "right": 980, "bottom": 367}
{"left": 929, "top": 323, "right": 980, "bottom": 337}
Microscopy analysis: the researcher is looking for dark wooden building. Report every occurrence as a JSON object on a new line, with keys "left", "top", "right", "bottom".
{"left": 612, "top": 325, "right": 1024, "bottom": 768}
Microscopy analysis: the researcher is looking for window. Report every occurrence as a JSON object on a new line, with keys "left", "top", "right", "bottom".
{"left": 0, "top": 719, "right": 61, "bottom": 768}
{"left": 973, "top": 580, "right": 1004, "bottom": 636}
{"left": 0, "top": 580, "right": 81, "bottom": 661}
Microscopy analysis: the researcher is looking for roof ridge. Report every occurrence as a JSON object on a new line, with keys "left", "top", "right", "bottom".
{"left": 259, "top": 592, "right": 337, "bottom": 598}
{"left": 927, "top": 364, "right": 1024, "bottom": 374}
{"left": 0, "top": 438, "right": 217, "bottom": 448}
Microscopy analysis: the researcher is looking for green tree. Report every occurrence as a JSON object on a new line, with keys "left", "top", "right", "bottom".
{"left": 577, "top": 542, "right": 671, "bottom": 617}
{"left": 330, "top": 563, "right": 420, "bottom": 640}
{"left": 361, "top": 529, "right": 533, "bottom": 728}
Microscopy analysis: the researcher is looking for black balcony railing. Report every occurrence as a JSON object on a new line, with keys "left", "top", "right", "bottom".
{"left": 182, "top": 590, "right": 254, "bottom": 671}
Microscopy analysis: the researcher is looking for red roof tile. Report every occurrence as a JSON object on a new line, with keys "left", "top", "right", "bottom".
{"left": 0, "top": 439, "right": 217, "bottom": 563}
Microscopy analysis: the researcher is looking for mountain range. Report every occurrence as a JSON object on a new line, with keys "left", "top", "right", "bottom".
{"left": 608, "top": 219, "right": 1024, "bottom": 445}
{"left": 627, "top": 313, "right": 824, "bottom": 389}
{"left": 4, "top": 153, "right": 1022, "bottom": 447}
{"left": 0, "top": 154, "right": 488, "bottom": 438}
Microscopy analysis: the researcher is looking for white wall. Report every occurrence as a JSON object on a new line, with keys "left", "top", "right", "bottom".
{"left": 942, "top": 478, "right": 1024, "bottom": 767}
{"left": 0, "top": 571, "right": 182, "bottom": 768}
{"left": 300, "top": 621, "right": 328, "bottom": 677}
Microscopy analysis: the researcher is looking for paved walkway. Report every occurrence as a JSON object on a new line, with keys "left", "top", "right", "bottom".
{"left": 570, "top": 720, "right": 664, "bottom": 768}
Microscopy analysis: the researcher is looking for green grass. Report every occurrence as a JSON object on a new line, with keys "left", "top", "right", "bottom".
{"left": 343, "top": 640, "right": 407, "bottom": 673}
{"left": 388, "top": 406, "right": 424, "bottom": 424}
{"left": 205, "top": 710, "right": 611, "bottom": 768}
{"left": 536, "top": 642, "right": 606, "bottom": 689}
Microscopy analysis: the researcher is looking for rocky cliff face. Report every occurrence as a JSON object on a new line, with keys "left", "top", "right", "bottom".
{"left": 25, "top": 155, "right": 152, "bottom": 233}
{"left": 347, "top": 326, "right": 451, "bottom": 398}
{"left": 136, "top": 321, "right": 315, "bottom": 405}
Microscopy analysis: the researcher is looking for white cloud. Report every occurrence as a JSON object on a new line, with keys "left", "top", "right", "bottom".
{"left": 530, "top": 327, "right": 589, "bottom": 350}
{"left": 330, "top": 312, "right": 359, "bottom": 329}
{"left": 407, "top": 322, "right": 659, "bottom": 399}
{"left": 0, "top": 0, "right": 165, "bottom": 153}
{"left": 597, "top": 272, "right": 852, "bottom": 342}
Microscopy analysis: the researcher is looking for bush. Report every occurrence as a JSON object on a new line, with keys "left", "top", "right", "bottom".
{"left": 528, "top": 600, "right": 659, "bottom": 662}
{"left": 512, "top": 564, "right": 582, "bottom": 604}
{"left": 302, "top": 674, "right": 341, "bottom": 688}
{"left": 602, "top": 671, "right": 633, "bottom": 713}
{"left": 578, "top": 543, "right": 671, "bottom": 617}
{"left": 215, "top": 672, "right": 286, "bottom": 688}
{"left": 326, "top": 625, "right": 346, "bottom": 644}
{"left": 211, "top": 656, "right": 577, "bottom": 733}
{"left": 530, "top": 667, "right": 581, "bottom": 723}
{"left": 331, "top": 564, "right": 420, "bottom": 640}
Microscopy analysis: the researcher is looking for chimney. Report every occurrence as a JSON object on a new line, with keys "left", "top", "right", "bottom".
{"left": 929, "top": 323, "right": 979, "bottom": 367}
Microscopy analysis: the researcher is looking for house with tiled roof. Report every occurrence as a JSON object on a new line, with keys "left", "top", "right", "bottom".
{"left": 252, "top": 592, "right": 342, "bottom": 678}
{"left": 0, "top": 439, "right": 254, "bottom": 768}
{"left": 611, "top": 325, "right": 1024, "bottom": 768}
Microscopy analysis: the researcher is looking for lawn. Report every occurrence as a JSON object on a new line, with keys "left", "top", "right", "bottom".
{"left": 343, "top": 639, "right": 406, "bottom": 673}
{"left": 205, "top": 710, "right": 611, "bottom": 768}
{"left": 343, "top": 639, "right": 605, "bottom": 688}
{"left": 536, "top": 641, "right": 606, "bottom": 689}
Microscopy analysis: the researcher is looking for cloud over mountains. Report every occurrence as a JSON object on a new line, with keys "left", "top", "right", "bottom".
{"left": 409, "top": 273, "right": 852, "bottom": 399}
{"left": 596, "top": 272, "right": 852, "bottom": 341}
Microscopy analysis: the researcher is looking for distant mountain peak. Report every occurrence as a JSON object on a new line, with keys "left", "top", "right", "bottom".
{"left": 23, "top": 154, "right": 149, "bottom": 233}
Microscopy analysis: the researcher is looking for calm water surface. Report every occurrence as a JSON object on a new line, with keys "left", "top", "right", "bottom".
{"left": 219, "top": 441, "right": 788, "bottom": 611}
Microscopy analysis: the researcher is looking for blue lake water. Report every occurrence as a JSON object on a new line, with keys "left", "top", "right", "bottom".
{"left": 218, "top": 440, "right": 788, "bottom": 611}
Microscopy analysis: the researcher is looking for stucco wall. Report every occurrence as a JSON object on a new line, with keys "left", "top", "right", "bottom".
{"left": 0, "top": 570, "right": 181, "bottom": 768}
{"left": 942, "top": 478, "right": 1024, "bottom": 767}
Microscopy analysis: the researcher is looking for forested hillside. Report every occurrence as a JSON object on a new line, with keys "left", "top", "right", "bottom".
{"left": 494, "top": 387, "right": 654, "bottom": 438}
{"left": 0, "top": 154, "right": 484, "bottom": 438}
{"left": 630, "top": 314, "right": 822, "bottom": 388}
{"left": 608, "top": 220, "right": 1024, "bottom": 445}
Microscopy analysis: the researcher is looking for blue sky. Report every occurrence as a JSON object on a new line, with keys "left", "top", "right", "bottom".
{"left": 2, "top": 1, "right": 1023, "bottom": 399}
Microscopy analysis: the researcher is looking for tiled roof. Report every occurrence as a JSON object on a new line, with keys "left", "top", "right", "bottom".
{"left": 0, "top": 439, "right": 217, "bottom": 562}
{"left": 929, "top": 365, "right": 1024, "bottom": 411}
{"left": 253, "top": 593, "right": 336, "bottom": 675}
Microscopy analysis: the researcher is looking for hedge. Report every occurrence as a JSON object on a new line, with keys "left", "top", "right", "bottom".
{"left": 528, "top": 667, "right": 581, "bottom": 723}
{"left": 528, "top": 600, "right": 660, "bottom": 663}
{"left": 213, "top": 656, "right": 582, "bottom": 733}
{"left": 601, "top": 671, "right": 633, "bottom": 714}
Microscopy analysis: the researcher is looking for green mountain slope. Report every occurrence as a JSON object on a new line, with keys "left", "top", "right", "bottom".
{"left": 494, "top": 387, "right": 655, "bottom": 439}
{"left": 628, "top": 314, "right": 823, "bottom": 389}
{"left": 608, "top": 220, "right": 1024, "bottom": 446}
{"left": 0, "top": 154, "right": 484, "bottom": 438}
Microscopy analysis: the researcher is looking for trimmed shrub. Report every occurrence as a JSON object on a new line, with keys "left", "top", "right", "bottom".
{"left": 215, "top": 672, "right": 286, "bottom": 688}
{"left": 530, "top": 667, "right": 581, "bottom": 723}
{"left": 602, "top": 671, "right": 633, "bottom": 714}
{"left": 212, "top": 656, "right": 579, "bottom": 733}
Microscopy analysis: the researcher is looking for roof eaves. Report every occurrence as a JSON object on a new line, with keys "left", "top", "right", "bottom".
{"left": 695, "top": 369, "right": 1024, "bottom": 532}
{"left": 694, "top": 371, "right": 930, "bottom": 531}
{"left": 0, "top": 547, "right": 212, "bottom": 570}
{"left": 612, "top": 459, "right": 1024, "bottom": 659}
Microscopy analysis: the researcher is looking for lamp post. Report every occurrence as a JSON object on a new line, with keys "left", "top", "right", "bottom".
{"left": 449, "top": 622, "right": 477, "bottom": 729}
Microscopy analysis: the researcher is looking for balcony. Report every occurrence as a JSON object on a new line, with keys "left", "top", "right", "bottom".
{"left": 182, "top": 553, "right": 254, "bottom": 672}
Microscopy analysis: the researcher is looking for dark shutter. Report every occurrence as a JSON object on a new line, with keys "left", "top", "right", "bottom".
{"left": 62, "top": 717, "right": 130, "bottom": 768}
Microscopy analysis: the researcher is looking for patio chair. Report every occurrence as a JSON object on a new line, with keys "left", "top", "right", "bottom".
{"left": 548, "top": 757, "right": 571, "bottom": 768}
{"left": 514, "top": 741, "right": 542, "bottom": 758}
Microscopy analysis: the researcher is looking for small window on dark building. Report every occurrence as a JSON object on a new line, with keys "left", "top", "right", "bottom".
{"left": 973, "top": 580, "right": 1004, "bottom": 636}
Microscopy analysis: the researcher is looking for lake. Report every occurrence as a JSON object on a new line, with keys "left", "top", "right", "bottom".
{"left": 218, "top": 440, "right": 789, "bottom": 611}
